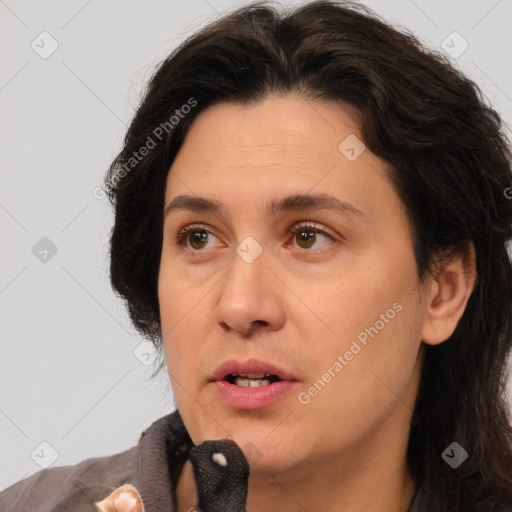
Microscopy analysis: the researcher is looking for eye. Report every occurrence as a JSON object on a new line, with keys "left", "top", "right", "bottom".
{"left": 175, "top": 222, "right": 336, "bottom": 252}
{"left": 176, "top": 224, "right": 221, "bottom": 251}
{"left": 288, "top": 222, "right": 335, "bottom": 250}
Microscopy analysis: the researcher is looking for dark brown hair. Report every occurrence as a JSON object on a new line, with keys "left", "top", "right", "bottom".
{"left": 105, "top": 1, "right": 512, "bottom": 509}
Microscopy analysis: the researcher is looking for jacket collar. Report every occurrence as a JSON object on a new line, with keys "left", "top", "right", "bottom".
{"left": 135, "top": 409, "right": 193, "bottom": 511}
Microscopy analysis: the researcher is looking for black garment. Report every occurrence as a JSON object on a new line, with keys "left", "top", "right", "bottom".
{"left": 0, "top": 409, "right": 422, "bottom": 511}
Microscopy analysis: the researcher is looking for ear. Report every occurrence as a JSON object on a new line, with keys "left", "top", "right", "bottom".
{"left": 421, "top": 241, "right": 477, "bottom": 346}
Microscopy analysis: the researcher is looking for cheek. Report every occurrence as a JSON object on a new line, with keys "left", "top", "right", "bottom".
{"left": 160, "top": 295, "right": 208, "bottom": 376}
{"left": 158, "top": 263, "right": 205, "bottom": 382}
{"left": 295, "top": 301, "right": 421, "bottom": 453}
{"left": 295, "top": 253, "right": 421, "bottom": 414}
{"left": 295, "top": 259, "right": 406, "bottom": 357}
{"left": 158, "top": 246, "right": 207, "bottom": 333}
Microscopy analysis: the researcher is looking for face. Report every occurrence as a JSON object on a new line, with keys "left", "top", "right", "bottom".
{"left": 158, "top": 96, "right": 428, "bottom": 477}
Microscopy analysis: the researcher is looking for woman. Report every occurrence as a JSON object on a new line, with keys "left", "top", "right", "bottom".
{"left": 2, "top": 1, "right": 512, "bottom": 511}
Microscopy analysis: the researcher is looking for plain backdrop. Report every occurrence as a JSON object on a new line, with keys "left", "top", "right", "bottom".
{"left": 1, "top": 0, "right": 511, "bottom": 492}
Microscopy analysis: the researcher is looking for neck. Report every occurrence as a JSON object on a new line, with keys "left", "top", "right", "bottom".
{"left": 175, "top": 459, "right": 198, "bottom": 512}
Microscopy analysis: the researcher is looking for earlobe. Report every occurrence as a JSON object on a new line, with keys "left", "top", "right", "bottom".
{"left": 421, "top": 242, "right": 477, "bottom": 346}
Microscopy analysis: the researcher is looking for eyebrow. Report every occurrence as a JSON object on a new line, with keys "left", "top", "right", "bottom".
{"left": 164, "top": 193, "right": 365, "bottom": 219}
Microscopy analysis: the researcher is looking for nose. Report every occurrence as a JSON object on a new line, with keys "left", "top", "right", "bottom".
{"left": 214, "top": 247, "right": 285, "bottom": 337}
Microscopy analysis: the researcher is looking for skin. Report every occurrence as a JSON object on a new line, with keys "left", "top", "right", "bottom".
{"left": 158, "top": 96, "right": 476, "bottom": 512}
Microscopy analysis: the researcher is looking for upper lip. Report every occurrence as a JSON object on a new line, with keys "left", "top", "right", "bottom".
{"left": 211, "top": 358, "right": 299, "bottom": 382}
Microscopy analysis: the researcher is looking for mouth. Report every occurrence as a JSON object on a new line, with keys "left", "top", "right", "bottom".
{"left": 210, "top": 358, "right": 299, "bottom": 410}
{"left": 211, "top": 358, "right": 298, "bottom": 385}
{"left": 224, "top": 373, "right": 282, "bottom": 387}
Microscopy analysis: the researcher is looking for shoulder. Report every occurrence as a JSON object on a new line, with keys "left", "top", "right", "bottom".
{"left": 0, "top": 445, "right": 138, "bottom": 511}
{"left": 0, "top": 410, "right": 190, "bottom": 512}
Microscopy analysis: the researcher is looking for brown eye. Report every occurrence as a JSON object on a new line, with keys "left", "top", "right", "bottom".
{"left": 188, "top": 230, "right": 209, "bottom": 250}
{"left": 176, "top": 225, "right": 219, "bottom": 251}
{"left": 288, "top": 223, "right": 334, "bottom": 250}
{"left": 295, "top": 229, "right": 317, "bottom": 249}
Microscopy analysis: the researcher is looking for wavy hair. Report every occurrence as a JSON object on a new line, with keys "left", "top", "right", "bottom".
{"left": 105, "top": 1, "right": 512, "bottom": 509}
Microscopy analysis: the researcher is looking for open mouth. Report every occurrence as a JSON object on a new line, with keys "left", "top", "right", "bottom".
{"left": 224, "top": 373, "right": 282, "bottom": 387}
{"left": 213, "top": 361, "right": 298, "bottom": 409}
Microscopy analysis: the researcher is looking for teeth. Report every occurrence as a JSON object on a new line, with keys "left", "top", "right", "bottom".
{"left": 234, "top": 377, "right": 272, "bottom": 387}
{"left": 229, "top": 373, "right": 271, "bottom": 379}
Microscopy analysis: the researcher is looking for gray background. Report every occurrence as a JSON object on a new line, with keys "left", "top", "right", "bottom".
{"left": 1, "top": 0, "right": 511, "bottom": 492}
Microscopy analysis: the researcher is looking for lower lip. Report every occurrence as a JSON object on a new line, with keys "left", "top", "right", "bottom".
{"left": 212, "top": 380, "right": 299, "bottom": 410}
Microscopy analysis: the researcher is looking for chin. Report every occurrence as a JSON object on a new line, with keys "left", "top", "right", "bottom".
{"left": 234, "top": 430, "right": 301, "bottom": 469}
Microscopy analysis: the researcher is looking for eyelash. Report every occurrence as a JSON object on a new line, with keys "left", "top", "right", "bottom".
{"left": 175, "top": 222, "right": 335, "bottom": 251}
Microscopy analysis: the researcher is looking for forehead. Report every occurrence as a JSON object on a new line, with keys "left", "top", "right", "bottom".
{"left": 172, "top": 96, "right": 364, "bottom": 170}
{"left": 164, "top": 97, "right": 406, "bottom": 233}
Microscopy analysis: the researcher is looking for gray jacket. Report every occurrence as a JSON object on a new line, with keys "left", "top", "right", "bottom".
{"left": 0, "top": 409, "right": 422, "bottom": 511}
